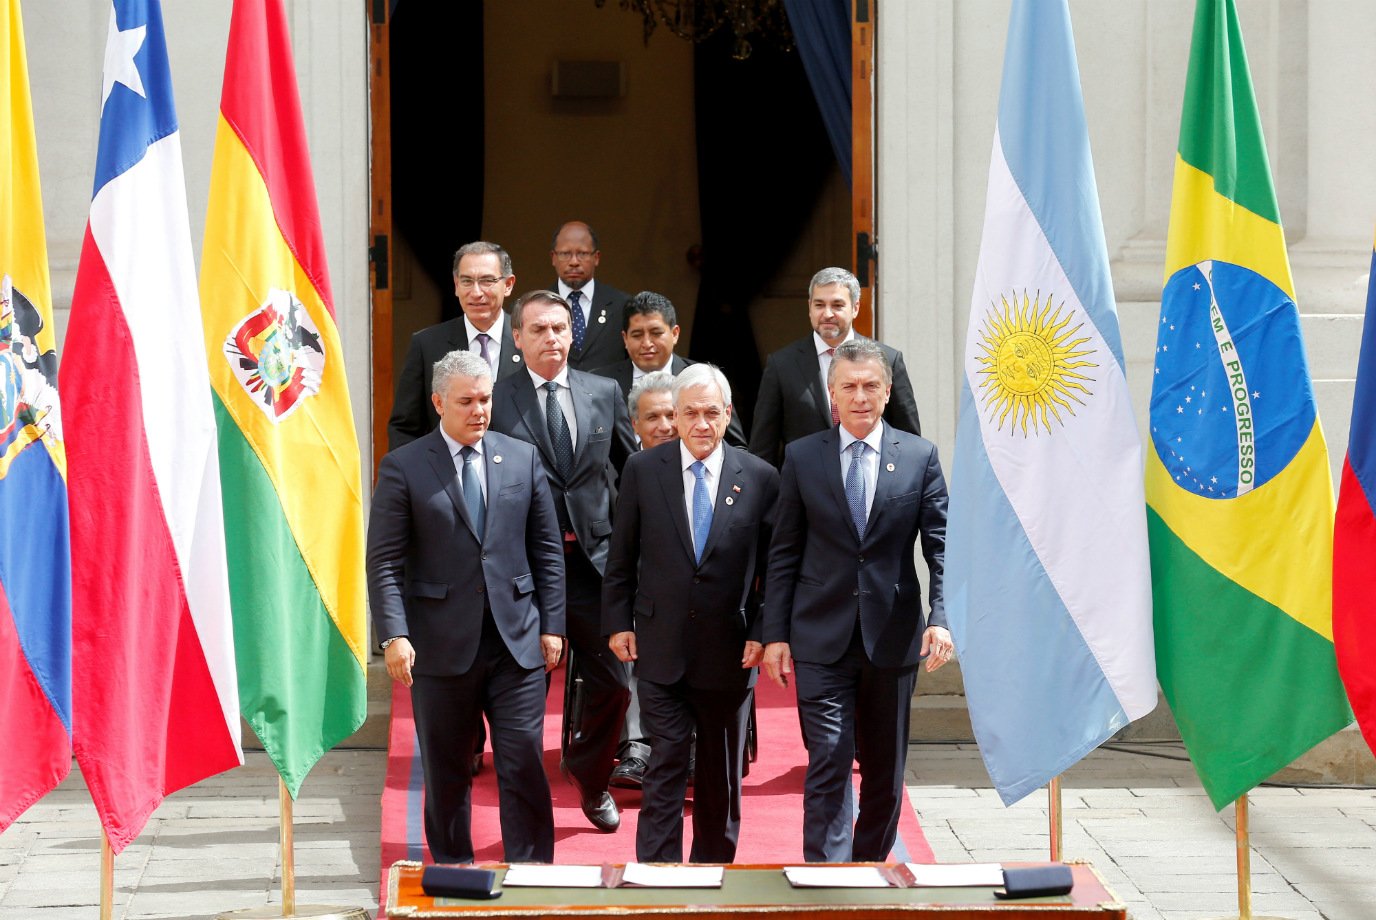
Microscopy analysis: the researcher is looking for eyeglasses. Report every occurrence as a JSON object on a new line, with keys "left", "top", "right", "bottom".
{"left": 456, "top": 275, "right": 507, "bottom": 291}
{"left": 553, "top": 250, "right": 597, "bottom": 262}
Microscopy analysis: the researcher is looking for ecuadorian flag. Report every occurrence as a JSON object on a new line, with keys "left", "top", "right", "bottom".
{"left": 200, "top": 0, "right": 367, "bottom": 796}
{"left": 1148, "top": 0, "right": 1352, "bottom": 810}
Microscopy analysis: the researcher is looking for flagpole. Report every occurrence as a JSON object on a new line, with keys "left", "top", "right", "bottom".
{"left": 280, "top": 778, "right": 295, "bottom": 917}
{"left": 100, "top": 830, "right": 113, "bottom": 920}
{"left": 1047, "top": 776, "right": 1063, "bottom": 862}
{"left": 1203, "top": 793, "right": 1287, "bottom": 920}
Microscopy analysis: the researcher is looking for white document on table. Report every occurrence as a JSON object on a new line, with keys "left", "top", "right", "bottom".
{"left": 620, "top": 863, "right": 724, "bottom": 888}
{"left": 905, "top": 863, "right": 1005, "bottom": 887}
{"left": 783, "top": 865, "right": 892, "bottom": 888}
{"left": 502, "top": 864, "right": 604, "bottom": 888}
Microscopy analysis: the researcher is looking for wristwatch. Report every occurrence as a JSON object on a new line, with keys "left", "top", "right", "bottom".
{"left": 380, "top": 636, "right": 405, "bottom": 651}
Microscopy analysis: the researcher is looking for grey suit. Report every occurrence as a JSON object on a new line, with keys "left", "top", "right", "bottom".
{"left": 367, "top": 428, "right": 564, "bottom": 863}
{"left": 387, "top": 316, "right": 524, "bottom": 450}
{"left": 749, "top": 335, "right": 922, "bottom": 467}
{"left": 762, "top": 422, "right": 947, "bottom": 862}
{"left": 490, "top": 368, "right": 636, "bottom": 795}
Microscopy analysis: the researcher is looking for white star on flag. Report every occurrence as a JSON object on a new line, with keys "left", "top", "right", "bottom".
{"left": 102, "top": 6, "right": 147, "bottom": 105}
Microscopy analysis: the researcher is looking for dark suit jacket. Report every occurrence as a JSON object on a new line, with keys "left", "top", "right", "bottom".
{"left": 603, "top": 442, "right": 778, "bottom": 691}
{"left": 762, "top": 422, "right": 947, "bottom": 670}
{"left": 489, "top": 368, "right": 636, "bottom": 576}
{"left": 366, "top": 429, "right": 565, "bottom": 676}
{"left": 556, "top": 281, "right": 629, "bottom": 371}
{"left": 591, "top": 354, "right": 749, "bottom": 450}
{"left": 387, "top": 316, "right": 525, "bottom": 450}
{"left": 748, "top": 335, "right": 922, "bottom": 467}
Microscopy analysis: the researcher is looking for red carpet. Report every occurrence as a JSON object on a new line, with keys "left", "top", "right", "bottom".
{"left": 380, "top": 664, "right": 932, "bottom": 888}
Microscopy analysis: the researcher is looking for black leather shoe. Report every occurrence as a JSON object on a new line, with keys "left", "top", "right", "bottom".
{"left": 609, "top": 756, "right": 647, "bottom": 789}
{"left": 580, "top": 791, "right": 620, "bottom": 832}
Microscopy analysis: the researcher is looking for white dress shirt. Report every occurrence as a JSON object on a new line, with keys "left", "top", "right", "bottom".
{"left": 814, "top": 328, "right": 857, "bottom": 399}
{"left": 527, "top": 366, "right": 578, "bottom": 450}
{"left": 464, "top": 311, "right": 505, "bottom": 378}
{"left": 680, "top": 441, "right": 725, "bottom": 536}
{"left": 439, "top": 427, "right": 487, "bottom": 503}
{"left": 837, "top": 420, "right": 883, "bottom": 520}
{"left": 558, "top": 278, "right": 596, "bottom": 329}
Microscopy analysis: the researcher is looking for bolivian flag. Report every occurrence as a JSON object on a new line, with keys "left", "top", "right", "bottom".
{"left": 199, "top": 0, "right": 367, "bottom": 796}
{"left": 1148, "top": 0, "right": 1351, "bottom": 810}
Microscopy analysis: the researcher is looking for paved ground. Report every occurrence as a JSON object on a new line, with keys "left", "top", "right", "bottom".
{"left": 2, "top": 743, "right": 1373, "bottom": 919}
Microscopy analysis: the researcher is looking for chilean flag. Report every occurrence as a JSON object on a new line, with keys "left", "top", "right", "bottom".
{"left": 1335, "top": 236, "right": 1376, "bottom": 757}
{"left": 59, "top": 0, "right": 241, "bottom": 853}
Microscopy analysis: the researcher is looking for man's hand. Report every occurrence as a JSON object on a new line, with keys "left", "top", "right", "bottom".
{"left": 741, "top": 640, "right": 764, "bottom": 669}
{"left": 762, "top": 641, "right": 792, "bottom": 687}
{"left": 384, "top": 637, "right": 416, "bottom": 687}
{"left": 541, "top": 635, "right": 564, "bottom": 672}
{"left": 609, "top": 631, "right": 637, "bottom": 663}
{"left": 921, "top": 625, "right": 955, "bottom": 673}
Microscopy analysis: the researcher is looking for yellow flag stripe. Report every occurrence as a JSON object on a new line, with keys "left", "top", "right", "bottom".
{"left": 1163, "top": 155, "right": 1295, "bottom": 301}
{"left": 201, "top": 118, "right": 366, "bottom": 667}
{"left": 1146, "top": 420, "right": 1335, "bottom": 640}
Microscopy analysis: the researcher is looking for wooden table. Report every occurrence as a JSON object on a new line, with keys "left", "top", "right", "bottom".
{"left": 383, "top": 861, "right": 1127, "bottom": 919}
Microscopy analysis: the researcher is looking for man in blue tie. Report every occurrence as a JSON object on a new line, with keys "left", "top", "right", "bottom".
{"left": 368, "top": 350, "right": 566, "bottom": 863}
{"left": 761, "top": 339, "right": 953, "bottom": 863}
{"left": 549, "top": 221, "right": 629, "bottom": 371}
{"left": 603, "top": 364, "right": 779, "bottom": 863}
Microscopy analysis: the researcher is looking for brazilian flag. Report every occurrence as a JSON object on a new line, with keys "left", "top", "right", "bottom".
{"left": 1147, "top": 0, "right": 1352, "bottom": 810}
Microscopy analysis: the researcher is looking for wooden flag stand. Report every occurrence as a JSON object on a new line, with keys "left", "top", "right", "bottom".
{"left": 216, "top": 779, "right": 368, "bottom": 920}
{"left": 100, "top": 830, "right": 114, "bottom": 920}
{"left": 1048, "top": 775, "right": 1063, "bottom": 861}
{"left": 1202, "top": 794, "right": 1287, "bottom": 920}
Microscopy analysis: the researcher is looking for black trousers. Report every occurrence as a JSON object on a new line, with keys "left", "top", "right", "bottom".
{"left": 636, "top": 677, "right": 751, "bottom": 863}
{"left": 560, "top": 550, "right": 631, "bottom": 795}
{"left": 410, "top": 612, "right": 553, "bottom": 863}
{"left": 794, "top": 625, "right": 917, "bottom": 862}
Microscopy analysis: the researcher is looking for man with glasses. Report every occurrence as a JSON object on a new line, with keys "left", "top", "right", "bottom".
{"left": 549, "top": 221, "right": 629, "bottom": 371}
{"left": 388, "top": 241, "right": 526, "bottom": 450}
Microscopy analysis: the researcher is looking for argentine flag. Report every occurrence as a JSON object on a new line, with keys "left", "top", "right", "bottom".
{"left": 945, "top": 0, "right": 1157, "bottom": 806}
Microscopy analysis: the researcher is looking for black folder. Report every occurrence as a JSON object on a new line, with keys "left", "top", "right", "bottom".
{"left": 993, "top": 864, "right": 1074, "bottom": 899}
{"left": 420, "top": 865, "right": 501, "bottom": 900}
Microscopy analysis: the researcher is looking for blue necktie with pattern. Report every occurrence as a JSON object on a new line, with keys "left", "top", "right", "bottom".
{"left": 691, "top": 460, "right": 712, "bottom": 564}
{"left": 845, "top": 440, "right": 867, "bottom": 540}
{"left": 460, "top": 445, "right": 485, "bottom": 539}
{"left": 545, "top": 381, "right": 575, "bottom": 480}
{"left": 569, "top": 289, "right": 586, "bottom": 353}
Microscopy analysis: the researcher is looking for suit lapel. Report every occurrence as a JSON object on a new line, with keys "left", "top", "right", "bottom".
{"left": 426, "top": 436, "right": 480, "bottom": 540}
{"left": 497, "top": 323, "right": 523, "bottom": 379}
{"left": 863, "top": 424, "right": 901, "bottom": 539}
{"left": 576, "top": 287, "right": 614, "bottom": 359}
{"left": 568, "top": 373, "right": 601, "bottom": 470}
{"left": 698, "top": 446, "right": 744, "bottom": 567}
{"left": 820, "top": 428, "right": 861, "bottom": 543}
{"left": 512, "top": 379, "right": 559, "bottom": 474}
{"left": 793, "top": 339, "right": 832, "bottom": 429}
{"left": 656, "top": 448, "right": 697, "bottom": 564}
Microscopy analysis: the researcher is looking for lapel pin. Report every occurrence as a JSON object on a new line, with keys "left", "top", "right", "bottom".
{"left": 493, "top": 455, "right": 503, "bottom": 464}
{"left": 512, "top": 354, "right": 521, "bottom": 362}
{"left": 886, "top": 462, "right": 895, "bottom": 472}
{"left": 596, "top": 426, "right": 605, "bottom": 433}
{"left": 598, "top": 309, "right": 607, "bottom": 323}
{"left": 725, "top": 496, "right": 735, "bottom": 506}
{"left": 732, "top": 484, "right": 742, "bottom": 493}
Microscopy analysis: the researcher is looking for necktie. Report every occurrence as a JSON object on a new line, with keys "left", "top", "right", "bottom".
{"left": 827, "top": 347, "right": 840, "bottom": 426}
{"left": 545, "top": 381, "right": 575, "bottom": 480}
{"left": 691, "top": 460, "right": 712, "bottom": 564}
{"left": 475, "top": 332, "right": 492, "bottom": 370}
{"left": 460, "top": 446, "right": 486, "bottom": 539}
{"left": 569, "top": 290, "right": 586, "bottom": 353}
{"left": 845, "top": 441, "right": 867, "bottom": 539}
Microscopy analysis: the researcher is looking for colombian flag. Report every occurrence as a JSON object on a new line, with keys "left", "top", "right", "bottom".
{"left": 200, "top": 0, "right": 367, "bottom": 796}
{"left": 1334, "top": 235, "right": 1376, "bottom": 757}
{"left": 0, "top": 0, "right": 72, "bottom": 831}
{"left": 1147, "top": 0, "right": 1351, "bottom": 810}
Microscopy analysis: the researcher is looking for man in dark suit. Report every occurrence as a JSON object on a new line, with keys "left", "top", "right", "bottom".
{"left": 388, "top": 241, "right": 525, "bottom": 450}
{"left": 604, "top": 364, "right": 779, "bottom": 863}
{"left": 592, "top": 291, "right": 747, "bottom": 450}
{"left": 761, "top": 339, "right": 953, "bottom": 863}
{"left": 550, "top": 221, "right": 629, "bottom": 371}
{"left": 490, "top": 289, "right": 636, "bottom": 832}
{"left": 368, "top": 349, "right": 565, "bottom": 864}
{"left": 750, "top": 267, "right": 922, "bottom": 467}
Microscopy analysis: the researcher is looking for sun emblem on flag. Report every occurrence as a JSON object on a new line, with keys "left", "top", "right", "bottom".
{"left": 0, "top": 274, "right": 62, "bottom": 477}
{"left": 973, "top": 290, "right": 1097, "bottom": 436}
{"left": 224, "top": 288, "right": 325, "bottom": 423}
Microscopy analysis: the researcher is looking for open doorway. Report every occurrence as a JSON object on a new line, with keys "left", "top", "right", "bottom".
{"left": 369, "top": 1, "right": 853, "bottom": 469}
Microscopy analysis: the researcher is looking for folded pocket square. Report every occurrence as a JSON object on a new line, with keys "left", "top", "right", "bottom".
{"left": 421, "top": 865, "right": 501, "bottom": 900}
{"left": 993, "top": 864, "right": 1074, "bottom": 899}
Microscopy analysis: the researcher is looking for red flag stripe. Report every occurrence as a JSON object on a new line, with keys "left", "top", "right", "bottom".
{"left": 1334, "top": 456, "right": 1376, "bottom": 756}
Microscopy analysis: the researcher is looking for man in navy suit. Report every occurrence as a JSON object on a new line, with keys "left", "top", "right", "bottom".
{"left": 368, "top": 349, "right": 565, "bottom": 864}
{"left": 549, "top": 221, "right": 629, "bottom": 371}
{"left": 604, "top": 363, "right": 779, "bottom": 862}
{"left": 388, "top": 241, "right": 526, "bottom": 450}
{"left": 490, "top": 289, "right": 636, "bottom": 832}
{"left": 749, "top": 267, "right": 922, "bottom": 467}
{"left": 762, "top": 339, "right": 953, "bottom": 863}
